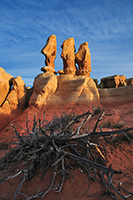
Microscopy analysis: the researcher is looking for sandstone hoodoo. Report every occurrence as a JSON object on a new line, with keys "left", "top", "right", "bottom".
{"left": 41, "top": 34, "right": 57, "bottom": 69}
{"left": 0, "top": 35, "right": 100, "bottom": 130}
{"left": 60, "top": 37, "right": 76, "bottom": 75}
{"left": 29, "top": 35, "right": 100, "bottom": 108}
{"left": 1, "top": 34, "right": 132, "bottom": 131}
{"left": 75, "top": 42, "right": 91, "bottom": 76}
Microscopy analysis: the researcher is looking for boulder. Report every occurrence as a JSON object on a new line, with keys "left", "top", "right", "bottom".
{"left": 58, "top": 69, "right": 65, "bottom": 75}
{"left": 99, "top": 75, "right": 120, "bottom": 88}
{"left": 0, "top": 67, "right": 13, "bottom": 106}
{"left": 75, "top": 42, "right": 91, "bottom": 76}
{"left": 41, "top": 35, "right": 57, "bottom": 68}
{"left": 119, "top": 75, "right": 126, "bottom": 86}
{"left": 29, "top": 72, "right": 58, "bottom": 107}
{"left": 60, "top": 38, "right": 76, "bottom": 75}
{"left": 126, "top": 78, "right": 133, "bottom": 85}
{"left": 48, "top": 75, "right": 100, "bottom": 107}
{"left": 41, "top": 66, "right": 57, "bottom": 74}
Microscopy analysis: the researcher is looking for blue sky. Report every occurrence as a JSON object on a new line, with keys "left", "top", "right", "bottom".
{"left": 0, "top": 0, "right": 133, "bottom": 86}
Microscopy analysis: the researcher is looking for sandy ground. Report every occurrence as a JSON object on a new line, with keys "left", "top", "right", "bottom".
{"left": 0, "top": 101, "right": 133, "bottom": 200}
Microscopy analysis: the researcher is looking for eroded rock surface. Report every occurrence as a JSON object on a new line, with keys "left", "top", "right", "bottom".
{"left": 29, "top": 72, "right": 58, "bottom": 108}
{"left": 48, "top": 75, "right": 100, "bottom": 107}
{"left": 126, "top": 78, "right": 133, "bottom": 85}
{"left": 119, "top": 75, "right": 127, "bottom": 86}
{"left": 99, "top": 85, "right": 133, "bottom": 105}
{"left": 0, "top": 67, "right": 13, "bottom": 106}
{"left": 99, "top": 75, "right": 120, "bottom": 88}
{"left": 60, "top": 38, "right": 76, "bottom": 75}
{"left": 41, "top": 66, "right": 57, "bottom": 74}
{"left": 41, "top": 35, "right": 57, "bottom": 68}
{"left": 75, "top": 42, "right": 91, "bottom": 76}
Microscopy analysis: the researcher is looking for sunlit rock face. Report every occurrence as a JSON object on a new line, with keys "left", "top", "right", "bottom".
{"left": 60, "top": 38, "right": 76, "bottom": 75}
{"left": 29, "top": 72, "right": 58, "bottom": 108}
{"left": 119, "top": 75, "right": 126, "bottom": 86}
{"left": 0, "top": 67, "right": 13, "bottom": 106}
{"left": 0, "top": 68, "right": 27, "bottom": 131}
{"left": 47, "top": 75, "right": 100, "bottom": 107}
{"left": 75, "top": 42, "right": 91, "bottom": 76}
{"left": 0, "top": 68, "right": 27, "bottom": 112}
{"left": 41, "top": 35, "right": 57, "bottom": 69}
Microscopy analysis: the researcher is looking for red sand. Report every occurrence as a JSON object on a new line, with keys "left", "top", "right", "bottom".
{"left": 0, "top": 102, "right": 133, "bottom": 200}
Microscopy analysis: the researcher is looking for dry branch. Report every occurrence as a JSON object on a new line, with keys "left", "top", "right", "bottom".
{"left": 0, "top": 108, "right": 132, "bottom": 200}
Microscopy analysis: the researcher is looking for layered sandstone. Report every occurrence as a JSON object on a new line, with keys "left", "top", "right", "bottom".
{"left": 99, "top": 85, "right": 133, "bottom": 105}
{"left": 28, "top": 72, "right": 100, "bottom": 108}
{"left": 47, "top": 75, "right": 99, "bottom": 107}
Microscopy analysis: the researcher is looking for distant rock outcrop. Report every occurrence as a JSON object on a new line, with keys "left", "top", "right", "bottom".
{"left": 99, "top": 75, "right": 127, "bottom": 88}
{"left": 99, "top": 85, "right": 133, "bottom": 105}
{"left": 126, "top": 78, "right": 133, "bottom": 85}
{"left": 99, "top": 75, "right": 120, "bottom": 88}
{"left": 41, "top": 35, "right": 57, "bottom": 68}
{"left": 75, "top": 42, "right": 91, "bottom": 76}
{"left": 119, "top": 75, "right": 127, "bottom": 86}
{"left": 60, "top": 38, "right": 76, "bottom": 75}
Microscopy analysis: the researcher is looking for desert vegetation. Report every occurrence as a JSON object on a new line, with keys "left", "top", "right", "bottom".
{"left": 0, "top": 108, "right": 133, "bottom": 200}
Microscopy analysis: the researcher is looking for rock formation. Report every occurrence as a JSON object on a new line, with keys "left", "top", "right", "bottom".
{"left": 75, "top": 42, "right": 91, "bottom": 76}
{"left": 93, "top": 79, "right": 98, "bottom": 88}
{"left": 99, "top": 75, "right": 120, "bottom": 88}
{"left": 60, "top": 38, "right": 76, "bottom": 75}
{"left": 0, "top": 75, "right": 27, "bottom": 112}
{"left": 99, "top": 85, "right": 133, "bottom": 105}
{"left": 0, "top": 68, "right": 28, "bottom": 131}
{"left": 29, "top": 72, "right": 58, "bottom": 108}
{"left": 119, "top": 75, "right": 127, "bottom": 86}
{"left": 41, "top": 35, "right": 57, "bottom": 68}
{"left": 126, "top": 78, "right": 133, "bottom": 85}
{"left": 41, "top": 66, "right": 57, "bottom": 74}
{"left": 47, "top": 75, "right": 100, "bottom": 106}
{"left": 0, "top": 67, "right": 13, "bottom": 106}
